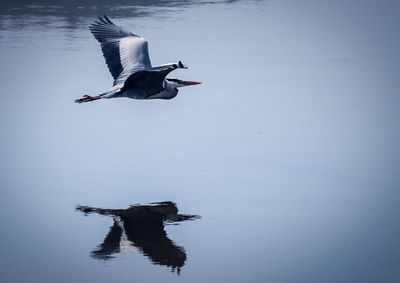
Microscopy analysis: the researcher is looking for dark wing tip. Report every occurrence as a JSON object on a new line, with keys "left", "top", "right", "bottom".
{"left": 94, "top": 15, "right": 114, "bottom": 26}
{"left": 104, "top": 15, "right": 113, "bottom": 24}
{"left": 98, "top": 16, "right": 106, "bottom": 24}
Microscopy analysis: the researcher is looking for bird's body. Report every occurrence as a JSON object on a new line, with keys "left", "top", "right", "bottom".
{"left": 118, "top": 80, "right": 178, "bottom": 100}
{"left": 75, "top": 16, "right": 201, "bottom": 103}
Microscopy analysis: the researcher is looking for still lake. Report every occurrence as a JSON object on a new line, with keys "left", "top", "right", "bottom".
{"left": 1, "top": 0, "right": 399, "bottom": 282}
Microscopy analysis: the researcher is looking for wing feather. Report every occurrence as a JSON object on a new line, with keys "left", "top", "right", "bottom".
{"left": 122, "top": 64, "right": 180, "bottom": 93}
{"left": 89, "top": 16, "right": 152, "bottom": 83}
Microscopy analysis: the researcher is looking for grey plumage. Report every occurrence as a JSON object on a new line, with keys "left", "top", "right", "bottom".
{"left": 75, "top": 15, "right": 200, "bottom": 103}
{"left": 90, "top": 15, "right": 140, "bottom": 81}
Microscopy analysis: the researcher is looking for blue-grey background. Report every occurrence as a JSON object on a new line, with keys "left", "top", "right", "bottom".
{"left": 0, "top": 0, "right": 399, "bottom": 282}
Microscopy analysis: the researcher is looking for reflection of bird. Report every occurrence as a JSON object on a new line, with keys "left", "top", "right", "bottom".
{"left": 76, "top": 201, "right": 200, "bottom": 274}
{"left": 75, "top": 15, "right": 201, "bottom": 103}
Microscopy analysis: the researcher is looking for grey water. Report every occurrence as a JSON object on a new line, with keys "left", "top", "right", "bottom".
{"left": 1, "top": 0, "right": 400, "bottom": 282}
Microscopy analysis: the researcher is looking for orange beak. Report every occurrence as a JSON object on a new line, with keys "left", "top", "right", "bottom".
{"left": 182, "top": 81, "right": 202, "bottom": 86}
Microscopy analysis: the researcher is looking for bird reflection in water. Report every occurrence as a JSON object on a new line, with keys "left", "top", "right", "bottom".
{"left": 76, "top": 201, "right": 200, "bottom": 274}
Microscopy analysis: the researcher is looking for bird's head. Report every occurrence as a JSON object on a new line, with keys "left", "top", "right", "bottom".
{"left": 166, "top": 78, "right": 202, "bottom": 89}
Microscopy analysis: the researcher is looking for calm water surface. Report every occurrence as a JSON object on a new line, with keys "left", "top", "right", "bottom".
{"left": 1, "top": 1, "right": 400, "bottom": 282}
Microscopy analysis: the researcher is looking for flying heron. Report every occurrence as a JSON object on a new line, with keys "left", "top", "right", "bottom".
{"left": 75, "top": 15, "right": 201, "bottom": 103}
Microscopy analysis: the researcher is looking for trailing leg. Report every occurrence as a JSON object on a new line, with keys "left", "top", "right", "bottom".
{"left": 74, "top": 95, "right": 102, "bottom": 104}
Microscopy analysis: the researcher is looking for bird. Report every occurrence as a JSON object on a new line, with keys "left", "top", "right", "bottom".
{"left": 76, "top": 201, "right": 200, "bottom": 274}
{"left": 75, "top": 15, "right": 201, "bottom": 103}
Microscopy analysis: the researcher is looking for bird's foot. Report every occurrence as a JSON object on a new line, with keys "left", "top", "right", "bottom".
{"left": 75, "top": 95, "right": 101, "bottom": 103}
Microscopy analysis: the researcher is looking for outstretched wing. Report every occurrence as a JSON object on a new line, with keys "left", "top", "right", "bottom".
{"left": 122, "top": 63, "right": 182, "bottom": 92}
{"left": 90, "top": 15, "right": 152, "bottom": 83}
